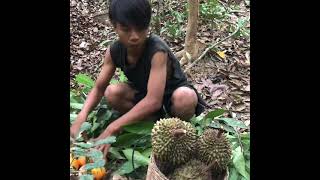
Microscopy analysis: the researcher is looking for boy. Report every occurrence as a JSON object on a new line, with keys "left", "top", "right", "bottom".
{"left": 70, "top": 0, "right": 207, "bottom": 157}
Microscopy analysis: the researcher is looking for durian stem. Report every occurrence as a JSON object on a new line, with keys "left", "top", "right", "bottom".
{"left": 172, "top": 129, "right": 187, "bottom": 138}
{"left": 217, "top": 130, "right": 223, "bottom": 138}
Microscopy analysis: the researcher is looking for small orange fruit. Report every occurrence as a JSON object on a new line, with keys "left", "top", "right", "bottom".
{"left": 91, "top": 167, "right": 106, "bottom": 180}
{"left": 71, "top": 159, "right": 80, "bottom": 170}
{"left": 78, "top": 156, "right": 86, "bottom": 167}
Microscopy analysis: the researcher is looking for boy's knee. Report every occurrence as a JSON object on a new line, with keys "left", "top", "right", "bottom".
{"left": 171, "top": 87, "right": 198, "bottom": 112}
{"left": 104, "top": 84, "right": 121, "bottom": 102}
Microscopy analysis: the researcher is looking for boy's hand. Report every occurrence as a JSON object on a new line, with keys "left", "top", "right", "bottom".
{"left": 70, "top": 121, "right": 82, "bottom": 138}
{"left": 70, "top": 112, "right": 87, "bottom": 138}
{"left": 94, "top": 123, "right": 120, "bottom": 160}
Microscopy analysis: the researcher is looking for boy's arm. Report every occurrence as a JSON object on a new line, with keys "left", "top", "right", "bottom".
{"left": 71, "top": 47, "right": 116, "bottom": 137}
{"left": 97, "top": 51, "right": 168, "bottom": 138}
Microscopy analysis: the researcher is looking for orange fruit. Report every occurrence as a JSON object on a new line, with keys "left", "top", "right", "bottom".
{"left": 78, "top": 156, "right": 86, "bottom": 167}
{"left": 71, "top": 159, "right": 80, "bottom": 170}
{"left": 91, "top": 167, "right": 106, "bottom": 180}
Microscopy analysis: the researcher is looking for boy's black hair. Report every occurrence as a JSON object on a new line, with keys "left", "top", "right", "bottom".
{"left": 109, "top": 0, "right": 151, "bottom": 29}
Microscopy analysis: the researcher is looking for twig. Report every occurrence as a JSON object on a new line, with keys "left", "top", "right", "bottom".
{"left": 183, "top": 24, "right": 240, "bottom": 73}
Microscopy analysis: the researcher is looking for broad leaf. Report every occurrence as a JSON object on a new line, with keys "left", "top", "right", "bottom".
{"left": 141, "top": 148, "right": 152, "bottom": 158}
{"left": 74, "top": 142, "right": 94, "bottom": 149}
{"left": 123, "top": 121, "right": 154, "bottom": 135}
{"left": 216, "top": 118, "right": 248, "bottom": 129}
{"left": 205, "top": 109, "right": 226, "bottom": 119}
{"left": 79, "top": 175, "right": 94, "bottom": 180}
{"left": 86, "top": 149, "right": 103, "bottom": 161}
{"left": 80, "top": 122, "right": 92, "bottom": 133}
{"left": 233, "top": 146, "right": 249, "bottom": 179}
{"left": 115, "top": 160, "right": 141, "bottom": 175}
{"left": 75, "top": 74, "right": 94, "bottom": 88}
{"left": 70, "top": 103, "right": 83, "bottom": 110}
{"left": 83, "top": 159, "right": 105, "bottom": 170}
{"left": 109, "top": 147, "right": 125, "bottom": 160}
{"left": 112, "top": 133, "right": 142, "bottom": 147}
{"left": 228, "top": 167, "right": 240, "bottom": 180}
{"left": 93, "top": 136, "right": 116, "bottom": 146}
{"left": 122, "top": 148, "right": 150, "bottom": 166}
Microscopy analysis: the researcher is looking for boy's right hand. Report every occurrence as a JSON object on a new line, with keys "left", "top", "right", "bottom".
{"left": 70, "top": 113, "right": 87, "bottom": 138}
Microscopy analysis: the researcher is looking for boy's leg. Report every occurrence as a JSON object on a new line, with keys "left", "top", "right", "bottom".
{"left": 104, "top": 83, "right": 137, "bottom": 114}
{"left": 169, "top": 86, "right": 199, "bottom": 121}
{"left": 104, "top": 83, "right": 163, "bottom": 121}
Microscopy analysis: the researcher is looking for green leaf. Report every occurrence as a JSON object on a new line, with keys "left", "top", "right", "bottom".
{"left": 122, "top": 121, "right": 154, "bottom": 135}
{"left": 70, "top": 114, "right": 77, "bottom": 124}
{"left": 109, "top": 147, "right": 125, "bottom": 159}
{"left": 71, "top": 147, "right": 87, "bottom": 157}
{"left": 93, "top": 136, "right": 116, "bottom": 146}
{"left": 74, "top": 142, "right": 94, "bottom": 149}
{"left": 246, "top": 159, "right": 250, "bottom": 173}
{"left": 122, "top": 148, "right": 150, "bottom": 166}
{"left": 110, "top": 78, "right": 119, "bottom": 84}
{"left": 233, "top": 146, "right": 249, "bottom": 179}
{"left": 83, "top": 159, "right": 106, "bottom": 170}
{"left": 79, "top": 174, "right": 94, "bottom": 180}
{"left": 205, "top": 109, "right": 226, "bottom": 119}
{"left": 87, "top": 149, "right": 104, "bottom": 161}
{"left": 115, "top": 160, "right": 141, "bottom": 175}
{"left": 119, "top": 70, "right": 128, "bottom": 82}
{"left": 112, "top": 133, "right": 142, "bottom": 147}
{"left": 70, "top": 92, "right": 78, "bottom": 103}
{"left": 216, "top": 118, "right": 248, "bottom": 129}
{"left": 80, "top": 122, "right": 92, "bottom": 133}
{"left": 70, "top": 103, "right": 83, "bottom": 110}
{"left": 228, "top": 167, "right": 240, "bottom": 180}
{"left": 76, "top": 74, "right": 94, "bottom": 88}
{"left": 91, "top": 122, "right": 100, "bottom": 132}
{"left": 141, "top": 148, "right": 152, "bottom": 158}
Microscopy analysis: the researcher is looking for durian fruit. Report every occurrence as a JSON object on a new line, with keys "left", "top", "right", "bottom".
{"left": 198, "top": 128, "right": 232, "bottom": 171}
{"left": 170, "top": 159, "right": 211, "bottom": 180}
{"left": 151, "top": 118, "right": 198, "bottom": 166}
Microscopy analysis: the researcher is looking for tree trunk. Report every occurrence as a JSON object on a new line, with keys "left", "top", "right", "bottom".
{"left": 177, "top": 0, "right": 200, "bottom": 65}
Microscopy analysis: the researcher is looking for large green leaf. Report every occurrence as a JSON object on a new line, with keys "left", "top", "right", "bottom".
{"left": 115, "top": 160, "right": 141, "bottom": 175}
{"left": 109, "top": 147, "right": 125, "bottom": 160}
{"left": 70, "top": 113, "right": 77, "bottom": 124}
{"left": 76, "top": 74, "right": 95, "bottom": 88}
{"left": 228, "top": 167, "right": 240, "bottom": 180}
{"left": 216, "top": 118, "right": 248, "bottom": 129}
{"left": 70, "top": 103, "right": 83, "bottom": 110}
{"left": 79, "top": 175, "right": 94, "bottom": 180}
{"left": 112, "top": 133, "right": 142, "bottom": 147}
{"left": 123, "top": 121, "right": 154, "bottom": 135}
{"left": 80, "top": 122, "right": 92, "bottom": 133}
{"left": 233, "top": 146, "right": 249, "bottom": 179}
{"left": 83, "top": 159, "right": 105, "bottom": 170}
{"left": 141, "top": 148, "right": 152, "bottom": 158}
{"left": 122, "top": 148, "right": 150, "bottom": 166}
{"left": 74, "top": 142, "right": 94, "bottom": 149}
{"left": 86, "top": 149, "right": 104, "bottom": 161}
{"left": 205, "top": 109, "right": 226, "bottom": 119}
{"left": 71, "top": 147, "right": 87, "bottom": 157}
{"left": 93, "top": 136, "right": 116, "bottom": 146}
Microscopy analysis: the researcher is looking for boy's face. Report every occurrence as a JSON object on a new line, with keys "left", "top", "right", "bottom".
{"left": 114, "top": 23, "right": 148, "bottom": 49}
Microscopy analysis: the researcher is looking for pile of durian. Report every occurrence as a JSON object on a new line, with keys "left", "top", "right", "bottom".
{"left": 151, "top": 117, "right": 232, "bottom": 180}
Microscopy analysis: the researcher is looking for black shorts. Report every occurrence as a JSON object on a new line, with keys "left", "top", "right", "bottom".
{"left": 130, "top": 84, "right": 207, "bottom": 119}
